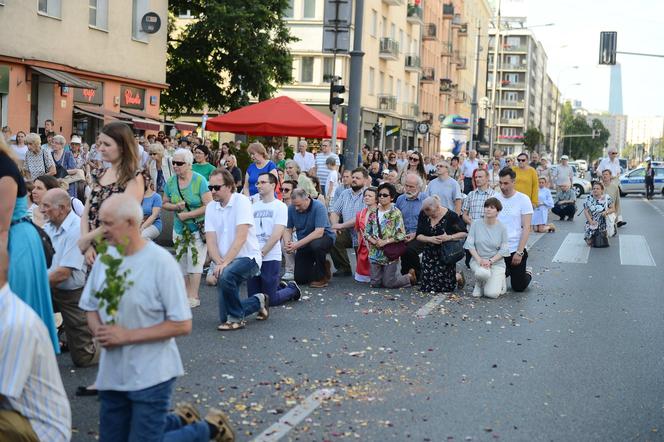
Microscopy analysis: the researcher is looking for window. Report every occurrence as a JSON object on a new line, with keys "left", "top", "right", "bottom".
{"left": 283, "top": 0, "right": 294, "bottom": 18}
{"left": 379, "top": 72, "right": 385, "bottom": 95}
{"left": 504, "top": 91, "right": 518, "bottom": 102}
{"left": 370, "top": 10, "right": 377, "bottom": 37}
{"left": 396, "top": 79, "right": 401, "bottom": 102}
{"left": 388, "top": 75, "right": 393, "bottom": 95}
{"left": 132, "top": 0, "right": 149, "bottom": 42}
{"left": 399, "top": 30, "right": 404, "bottom": 51}
{"left": 323, "top": 58, "right": 334, "bottom": 83}
{"left": 368, "top": 68, "right": 375, "bottom": 96}
{"left": 89, "top": 0, "right": 108, "bottom": 30}
{"left": 177, "top": 9, "right": 193, "bottom": 18}
{"left": 303, "top": 0, "right": 315, "bottom": 18}
{"left": 381, "top": 16, "right": 387, "bottom": 37}
{"left": 38, "top": 0, "right": 61, "bottom": 18}
{"left": 301, "top": 57, "right": 314, "bottom": 83}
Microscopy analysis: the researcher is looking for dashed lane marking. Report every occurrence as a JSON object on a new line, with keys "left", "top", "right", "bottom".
{"left": 642, "top": 197, "right": 664, "bottom": 218}
{"left": 552, "top": 233, "right": 590, "bottom": 264}
{"left": 619, "top": 234, "right": 656, "bottom": 267}
{"left": 414, "top": 294, "right": 446, "bottom": 318}
{"left": 252, "top": 388, "right": 335, "bottom": 442}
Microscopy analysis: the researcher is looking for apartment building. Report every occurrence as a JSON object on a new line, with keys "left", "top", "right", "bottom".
{"left": 542, "top": 74, "right": 560, "bottom": 153}
{"left": 418, "top": 0, "right": 491, "bottom": 156}
{"left": 0, "top": 0, "right": 169, "bottom": 143}
{"left": 487, "top": 18, "right": 551, "bottom": 156}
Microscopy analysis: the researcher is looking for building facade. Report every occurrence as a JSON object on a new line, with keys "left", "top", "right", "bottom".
{"left": 0, "top": 0, "right": 168, "bottom": 143}
{"left": 626, "top": 116, "right": 664, "bottom": 147}
{"left": 587, "top": 113, "right": 627, "bottom": 156}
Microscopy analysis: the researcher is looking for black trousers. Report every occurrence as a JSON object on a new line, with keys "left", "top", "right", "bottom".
{"left": 400, "top": 239, "right": 426, "bottom": 277}
{"left": 646, "top": 177, "right": 654, "bottom": 198}
{"left": 294, "top": 235, "right": 333, "bottom": 284}
{"left": 552, "top": 204, "right": 576, "bottom": 220}
{"left": 504, "top": 250, "right": 531, "bottom": 292}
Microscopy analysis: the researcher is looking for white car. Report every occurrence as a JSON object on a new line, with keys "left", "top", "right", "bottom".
{"left": 550, "top": 165, "right": 592, "bottom": 198}
{"left": 575, "top": 159, "right": 588, "bottom": 172}
{"left": 619, "top": 166, "right": 664, "bottom": 196}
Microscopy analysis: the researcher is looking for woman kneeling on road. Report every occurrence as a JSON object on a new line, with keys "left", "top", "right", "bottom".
{"left": 465, "top": 197, "right": 511, "bottom": 298}
{"left": 583, "top": 181, "right": 614, "bottom": 247}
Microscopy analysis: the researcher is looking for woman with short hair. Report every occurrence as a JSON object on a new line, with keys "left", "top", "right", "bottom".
{"left": 51, "top": 134, "right": 81, "bottom": 197}
{"left": 285, "top": 159, "right": 318, "bottom": 198}
{"left": 583, "top": 181, "right": 614, "bottom": 247}
{"left": 162, "top": 148, "right": 212, "bottom": 307}
{"left": 192, "top": 145, "right": 216, "bottom": 180}
{"left": 225, "top": 154, "right": 243, "bottom": 192}
{"left": 147, "top": 142, "right": 172, "bottom": 194}
{"left": 23, "top": 132, "right": 56, "bottom": 181}
{"left": 242, "top": 142, "right": 279, "bottom": 197}
{"left": 464, "top": 197, "right": 510, "bottom": 298}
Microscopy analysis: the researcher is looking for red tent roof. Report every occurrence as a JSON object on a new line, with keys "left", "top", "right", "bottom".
{"left": 205, "top": 96, "right": 347, "bottom": 139}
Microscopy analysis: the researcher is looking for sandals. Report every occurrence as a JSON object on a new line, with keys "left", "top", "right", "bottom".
{"left": 205, "top": 408, "right": 236, "bottom": 442}
{"left": 256, "top": 293, "right": 270, "bottom": 321}
{"left": 174, "top": 402, "right": 201, "bottom": 426}
{"left": 217, "top": 321, "right": 245, "bottom": 331}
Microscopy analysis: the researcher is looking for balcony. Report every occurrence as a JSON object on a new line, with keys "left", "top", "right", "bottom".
{"left": 402, "top": 102, "right": 419, "bottom": 118}
{"left": 407, "top": 4, "right": 424, "bottom": 25}
{"left": 443, "top": 3, "right": 454, "bottom": 18}
{"left": 502, "top": 44, "right": 527, "bottom": 53}
{"left": 499, "top": 118, "right": 525, "bottom": 126}
{"left": 441, "top": 42, "right": 453, "bottom": 57}
{"left": 498, "top": 80, "right": 526, "bottom": 89}
{"left": 382, "top": 0, "right": 404, "bottom": 5}
{"left": 420, "top": 67, "right": 435, "bottom": 83}
{"left": 378, "top": 94, "right": 397, "bottom": 111}
{"left": 439, "top": 78, "right": 454, "bottom": 93}
{"left": 379, "top": 38, "right": 399, "bottom": 60}
{"left": 502, "top": 62, "right": 528, "bottom": 71}
{"left": 423, "top": 23, "right": 437, "bottom": 40}
{"left": 404, "top": 54, "right": 421, "bottom": 71}
{"left": 499, "top": 99, "right": 526, "bottom": 108}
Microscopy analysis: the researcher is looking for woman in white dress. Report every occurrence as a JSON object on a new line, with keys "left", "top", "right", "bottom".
{"left": 532, "top": 176, "right": 555, "bottom": 232}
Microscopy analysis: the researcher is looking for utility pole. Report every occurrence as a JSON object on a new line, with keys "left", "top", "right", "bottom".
{"left": 345, "top": 0, "right": 364, "bottom": 169}
{"left": 469, "top": 19, "right": 482, "bottom": 151}
{"left": 488, "top": 0, "right": 501, "bottom": 159}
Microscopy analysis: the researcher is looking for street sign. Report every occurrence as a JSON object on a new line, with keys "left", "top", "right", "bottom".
{"left": 452, "top": 117, "right": 469, "bottom": 125}
{"left": 323, "top": 28, "right": 351, "bottom": 53}
{"left": 323, "top": 0, "right": 352, "bottom": 26}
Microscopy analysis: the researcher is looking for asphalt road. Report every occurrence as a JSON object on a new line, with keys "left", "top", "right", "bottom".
{"left": 59, "top": 195, "right": 664, "bottom": 442}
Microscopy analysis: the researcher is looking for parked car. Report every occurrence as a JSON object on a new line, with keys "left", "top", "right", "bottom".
{"left": 619, "top": 166, "right": 664, "bottom": 196}
{"left": 575, "top": 159, "right": 588, "bottom": 172}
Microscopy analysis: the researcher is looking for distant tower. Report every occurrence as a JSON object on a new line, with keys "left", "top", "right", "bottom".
{"left": 609, "top": 63, "right": 623, "bottom": 115}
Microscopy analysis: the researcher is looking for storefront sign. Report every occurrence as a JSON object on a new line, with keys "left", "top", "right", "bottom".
{"left": 120, "top": 85, "right": 145, "bottom": 109}
{"left": 0, "top": 65, "right": 9, "bottom": 94}
{"left": 74, "top": 80, "right": 103, "bottom": 105}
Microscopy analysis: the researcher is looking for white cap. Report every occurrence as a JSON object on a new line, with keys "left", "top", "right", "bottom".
{"left": 560, "top": 155, "right": 569, "bottom": 160}
{"left": 70, "top": 135, "right": 82, "bottom": 144}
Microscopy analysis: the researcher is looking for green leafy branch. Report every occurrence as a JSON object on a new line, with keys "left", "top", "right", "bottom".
{"left": 174, "top": 227, "right": 199, "bottom": 266}
{"left": 93, "top": 237, "right": 134, "bottom": 325}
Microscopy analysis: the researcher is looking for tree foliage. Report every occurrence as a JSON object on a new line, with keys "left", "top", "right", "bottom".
{"left": 162, "top": 0, "right": 297, "bottom": 117}
{"left": 523, "top": 127, "right": 543, "bottom": 152}
{"left": 559, "top": 101, "right": 610, "bottom": 161}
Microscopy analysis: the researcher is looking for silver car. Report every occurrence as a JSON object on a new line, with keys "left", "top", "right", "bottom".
{"left": 550, "top": 165, "right": 592, "bottom": 198}
{"left": 619, "top": 166, "right": 664, "bottom": 196}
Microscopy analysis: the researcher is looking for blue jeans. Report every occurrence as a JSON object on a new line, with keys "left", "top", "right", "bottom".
{"left": 247, "top": 260, "right": 299, "bottom": 306}
{"left": 217, "top": 257, "right": 261, "bottom": 323}
{"left": 99, "top": 378, "right": 209, "bottom": 442}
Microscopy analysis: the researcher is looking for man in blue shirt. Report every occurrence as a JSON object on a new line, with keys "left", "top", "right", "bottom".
{"left": 396, "top": 173, "right": 427, "bottom": 279}
{"left": 284, "top": 189, "right": 336, "bottom": 288}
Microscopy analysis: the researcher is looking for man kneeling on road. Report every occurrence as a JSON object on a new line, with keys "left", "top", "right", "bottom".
{"left": 79, "top": 194, "right": 234, "bottom": 441}
{"left": 285, "top": 188, "right": 335, "bottom": 287}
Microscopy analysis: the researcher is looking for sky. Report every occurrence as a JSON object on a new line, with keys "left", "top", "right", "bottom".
{"left": 497, "top": 0, "right": 664, "bottom": 116}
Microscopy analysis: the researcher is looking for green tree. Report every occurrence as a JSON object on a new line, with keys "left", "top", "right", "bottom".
{"left": 523, "top": 127, "right": 543, "bottom": 152}
{"left": 163, "top": 1, "right": 297, "bottom": 117}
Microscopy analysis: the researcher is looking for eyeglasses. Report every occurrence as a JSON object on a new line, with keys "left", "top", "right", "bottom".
{"left": 208, "top": 185, "right": 223, "bottom": 191}
{"left": 172, "top": 161, "right": 186, "bottom": 166}
{"left": 149, "top": 152, "right": 158, "bottom": 156}
{"left": 436, "top": 164, "right": 446, "bottom": 168}
{"left": 378, "top": 193, "right": 391, "bottom": 198}
{"left": 517, "top": 158, "right": 528, "bottom": 162}
{"left": 610, "top": 152, "right": 618, "bottom": 155}
{"left": 409, "top": 157, "right": 420, "bottom": 162}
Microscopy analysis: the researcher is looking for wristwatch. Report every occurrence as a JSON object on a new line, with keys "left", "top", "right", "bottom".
{"left": 515, "top": 250, "right": 524, "bottom": 257}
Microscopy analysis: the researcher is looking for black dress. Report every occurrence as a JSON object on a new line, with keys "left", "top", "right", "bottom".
{"left": 417, "top": 210, "right": 466, "bottom": 293}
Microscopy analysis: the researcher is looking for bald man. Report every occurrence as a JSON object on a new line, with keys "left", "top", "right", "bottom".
{"left": 42, "top": 188, "right": 98, "bottom": 367}
{"left": 79, "top": 194, "right": 232, "bottom": 441}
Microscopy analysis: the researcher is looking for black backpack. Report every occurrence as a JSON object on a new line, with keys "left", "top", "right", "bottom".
{"left": 11, "top": 217, "right": 56, "bottom": 268}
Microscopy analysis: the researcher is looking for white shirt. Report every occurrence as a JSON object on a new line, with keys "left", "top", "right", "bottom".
{"left": 315, "top": 152, "right": 340, "bottom": 186}
{"left": 496, "top": 191, "right": 533, "bottom": 253}
{"left": 294, "top": 151, "right": 315, "bottom": 173}
{"left": 12, "top": 144, "right": 28, "bottom": 161}
{"left": 598, "top": 157, "right": 621, "bottom": 178}
{"left": 79, "top": 242, "right": 192, "bottom": 391}
{"left": 461, "top": 158, "right": 479, "bottom": 177}
{"left": 326, "top": 169, "right": 339, "bottom": 198}
{"left": 43, "top": 211, "right": 87, "bottom": 290}
{"left": 0, "top": 283, "right": 71, "bottom": 442}
{"left": 252, "top": 199, "right": 288, "bottom": 262}
{"left": 205, "top": 193, "right": 262, "bottom": 268}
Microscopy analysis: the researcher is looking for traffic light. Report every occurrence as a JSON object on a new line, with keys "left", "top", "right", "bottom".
{"left": 329, "top": 76, "right": 346, "bottom": 112}
{"left": 372, "top": 123, "right": 382, "bottom": 138}
{"left": 599, "top": 31, "right": 617, "bottom": 65}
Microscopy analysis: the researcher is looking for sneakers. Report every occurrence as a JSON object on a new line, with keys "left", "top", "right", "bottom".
{"left": 471, "top": 284, "right": 482, "bottom": 298}
{"left": 256, "top": 293, "right": 270, "bottom": 320}
{"left": 290, "top": 281, "right": 302, "bottom": 301}
{"left": 204, "top": 408, "right": 235, "bottom": 442}
{"left": 188, "top": 297, "right": 201, "bottom": 308}
{"left": 282, "top": 272, "right": 294, "bottom": 281}
{"left": 525, "top": 266, "right": 533, "bottom": 277}
{"left": 174, "top": 403, "right": 201, "bottom": 426}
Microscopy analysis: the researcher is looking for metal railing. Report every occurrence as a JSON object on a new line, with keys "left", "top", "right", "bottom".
{"left": 405, "top": 54, "right": 421, "bottom": 70}
{"left": 378, "top": 94, "right": 397, "bottom": 111}
{"left": 421, "top": 67, "right": 435, "bottom": 82}
{"left": 407, "top": 4, "right": 423, "bottom": 22}
{"left": 379, "top": 38, "right": 399, "bottom": 58}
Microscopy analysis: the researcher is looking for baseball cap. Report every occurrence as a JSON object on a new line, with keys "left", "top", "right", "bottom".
{"left": 70, "top": 135, "right": 82, "bottom": 144}
{"left": 560, "top": 155, "right": 569, "bottom": 160}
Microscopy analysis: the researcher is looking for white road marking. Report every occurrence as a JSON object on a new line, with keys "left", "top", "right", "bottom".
{"left": 619, "top": 235, "right": 656, "bottom": 267}
{"left": 642, "top": 197, "right": 664, "bottom": 218}
{"left": 526, "top": 232, "right": 545, "bottom": 250}
{"left": 252, "top": 388, "right": 335, "bottom": 442}
{"left": 552, "top": 233, "right": 591, "bottom": 264}
{"left": 415, "top": 294, "right": 446, "bottom": 318}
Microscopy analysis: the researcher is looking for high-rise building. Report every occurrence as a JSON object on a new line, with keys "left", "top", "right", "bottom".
{"left": 626, "top": 116, "right": 664, "bottom": 146}
{"left": 608, "top": 63, "right": 623, "bottom": 115}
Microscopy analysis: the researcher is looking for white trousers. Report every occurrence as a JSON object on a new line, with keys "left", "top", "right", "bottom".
{"left": 470, "top": 259, "right": 506, "bottom": 298}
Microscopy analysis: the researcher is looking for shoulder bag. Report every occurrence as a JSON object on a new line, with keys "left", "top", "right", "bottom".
{"left": 439, "top": 214, "right": 465, "bottom": 265}
{"left": 176, "top": 175, "right": 206, "bottom": 243}
{"left": 53, "top": 152, "right": 69, "bottom": 178}
{"left": 375, "top": 209, "right": 407, "bottom": 261}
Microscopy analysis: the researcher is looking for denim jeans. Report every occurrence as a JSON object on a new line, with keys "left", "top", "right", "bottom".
{"left": 217, "top": 257, "right": 261, "bottom": 323}
{"left": 99, "top": 378, "right": 209, "bottom": 442}
{"left": 247, "top": 260, "right": 299, "bottom": 306}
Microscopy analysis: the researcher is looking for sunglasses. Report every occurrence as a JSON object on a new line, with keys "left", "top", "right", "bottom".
{"left": 208, "top": 185, "right": 223, "bottom": 191}
{"left": 149, "top": 152, "right": 158, "bottom": 156}
{"left": 517, "top": 158, "right": 527, "bottom": 162}
{"left": 172, "top": 161, "right": 186, "bottom": 166}
{"left": 436, "top": 164, "right": 446, "bottom": 168}
{"left": 409, "top": 157, "right": 420, "bottom": 162}
{"left": 378, "top": 193, "right": 391, "bottom": 198}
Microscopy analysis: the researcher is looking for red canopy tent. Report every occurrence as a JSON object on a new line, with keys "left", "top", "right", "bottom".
{"left": 205, "top": 96, "right": 347, "bottom": 139}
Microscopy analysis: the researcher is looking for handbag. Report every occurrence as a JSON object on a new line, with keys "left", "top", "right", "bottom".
{"left": 375, "top": 209, "right": 407, "bottom": 261}
{"left": 11, "top": 217, "right": 55, "bottom": 267}
{"left": 440, "top": 239, "right": 465, "bottom": 265}
{"left": 175, "top": 176, "right": 206, "bottom": 243}
{"left": 591, "top": 230, "right": 609, "bottom": 248}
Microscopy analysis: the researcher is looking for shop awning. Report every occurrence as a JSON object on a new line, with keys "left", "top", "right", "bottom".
{"left": 119, "top": 110, "right": 162, "bottom": 131}
{"left": 120, "top": 109, "right": 163, "bottom": 121}
{"left": 74, "top": 104, "right": 132, "bottom": 122}
{"left": 32, "top": 66, "right": 98, "bottom": 89}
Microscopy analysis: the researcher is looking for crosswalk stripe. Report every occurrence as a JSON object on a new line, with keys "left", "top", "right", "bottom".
{"left": 415, "top": 294, "right": 446, "bottom": 318}
{"left": 619, "top": 234, "right": 656, "bottom": 266}
{"left": 526, "top": 232, "right": 545, "bottom": 250}
{"left": 552, "top": 233, "right": 590, "bottom": 264}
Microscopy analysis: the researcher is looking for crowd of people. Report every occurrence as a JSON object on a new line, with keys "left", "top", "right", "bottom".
{"left": 0, "top": 121, "right": 627, "bottom": 441}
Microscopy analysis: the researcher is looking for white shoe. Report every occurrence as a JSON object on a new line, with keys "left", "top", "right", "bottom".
{"left": 282, "top": 272, "right": 294, "bottom": 281}
{"left": 472, "top": 284, "right": 482, "bottom": 298}
{"left": 188, "top": 297, "right": 201, "bottom": 308}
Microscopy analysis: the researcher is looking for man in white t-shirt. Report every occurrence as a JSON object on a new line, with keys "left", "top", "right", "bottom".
{"left": 294, "top": 140, "right": 315, "bottom": 174}
{"left": 205, "top": 169, "right": 269, "bottom": 331}
{"left": 496, "top": 167, "right": 533, "bottom": 292}
{"left": 248, "top": 173, "right": 301, "bottom": 308}
{"left": 460, "top": 149, "right": 479, "bottom": 194}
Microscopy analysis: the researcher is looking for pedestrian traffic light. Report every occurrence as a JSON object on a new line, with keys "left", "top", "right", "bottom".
{"left": 372, "top": 123, "right": 382, "bottom": 138}
{"left": 329, "top": 76, "right": 346, "bottom": 112}
{"left": 599, "top": 31, "right": 617, "bottom": 65}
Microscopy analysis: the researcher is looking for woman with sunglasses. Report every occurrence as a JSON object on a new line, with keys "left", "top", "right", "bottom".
{"left": 147, "top": 142, "right": 172, "bottom": 194}
{"left": 364, "top": 183, "right": 417, "bottom": 288}
{"left": 386, "top": 151, "right": 399, "bottom": 172}
{"left": 192, "top": 145, "right": 215, "bottom": 180}
{"left": 398, "top": 151, "right": 427, "bottom": 191}
{"left": 162, "top": 148, "right": 212, "bottom": 308}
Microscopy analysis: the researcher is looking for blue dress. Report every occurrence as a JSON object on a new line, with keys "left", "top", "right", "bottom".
{"left": 246, "top": 161, "right": 276, "bottom": 195}
{"left": 8, "top": 195, "right": 59, "bottom": 353}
